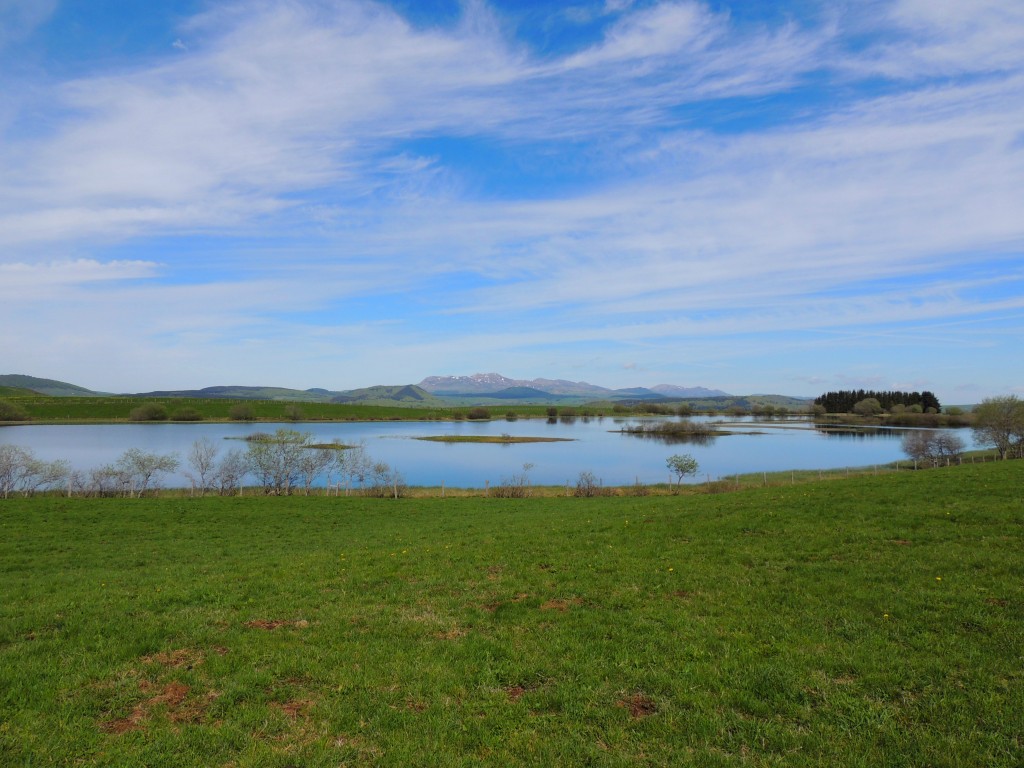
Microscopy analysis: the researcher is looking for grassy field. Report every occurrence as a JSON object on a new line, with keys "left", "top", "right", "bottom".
{"left": 1, "top": 462, "right": 1022, "bottom": 766}
{"left": 0, "top": 395, "right": 565, "bottom": 423}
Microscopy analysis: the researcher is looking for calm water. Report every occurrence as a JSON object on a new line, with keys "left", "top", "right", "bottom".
{"left": 0, "top": 417, "right": 979, "bottom": 488}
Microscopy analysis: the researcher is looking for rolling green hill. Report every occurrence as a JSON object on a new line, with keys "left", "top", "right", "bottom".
{"left": 0, "top": 374, "right": 103, "bottom": 397}
{"left": 331, "top": 385, "right": 447, "bottom": 406}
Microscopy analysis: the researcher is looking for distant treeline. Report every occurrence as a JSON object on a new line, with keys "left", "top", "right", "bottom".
{"left": 815, "top": 390, "right": 941, "bottom": 414}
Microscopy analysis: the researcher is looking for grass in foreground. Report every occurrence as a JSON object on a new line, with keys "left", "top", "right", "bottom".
{"left": 1, "top": 462, "right": 1022, "bottom": 766}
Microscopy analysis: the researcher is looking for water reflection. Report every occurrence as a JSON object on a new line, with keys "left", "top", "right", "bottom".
{"left": 617, "top": 431, "right": 719, "bottom": 446}
{"left": 813, "top": 425, "right": 901, "bottom": 439}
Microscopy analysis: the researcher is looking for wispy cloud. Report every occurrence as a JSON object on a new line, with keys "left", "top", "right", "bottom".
{"left": 0, "top": 0, "right": 57, "bottom": 49}
{"left": 1, "top": 0, "right": 1022, "bottom": 394}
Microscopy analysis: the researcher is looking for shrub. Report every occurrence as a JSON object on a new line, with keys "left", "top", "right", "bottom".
{"left": 628, "top": 479, "right": 651, "bottom": 496}
{"left": 283, "top": 404, "right": 304, "bottom": 421}
{"left": 573, "top": 471, "right": 609, "bottom": 497}
{"left": 170, "top": 407, "right": 204, "bottom": 422}
{"left": 129, "top": 404, "right": 168, "bottom": 421}
{"left": 467, "top": 407, "right": 491, "bottom": 420}
{"left": 901, "top": 431, "right": 965, "bottom": 467}
{"left": 228, "top": 404, "right": 255, "bottom": 421}
{"left": 0, "top": 400, "right": 30, "bottom": 421}
{"left": 363, "top": 461, "right": 407, "bottom": 498}
{"left": 853, "top": 398, "right": 883, "bottom": 416}
{"left": 493, "top": 475, "right": 530, "bottom": 498}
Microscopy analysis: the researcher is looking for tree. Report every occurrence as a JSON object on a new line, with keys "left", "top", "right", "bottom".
{"left": 334, "top": 442, "right": 373, "bottom": 492}
{"left": 186, "top": 438, "right": 219, "bottom": 495}
{"left": 115, "top": 448, "right": 179, "bottom": 496}
{"left": 364, "top": 461, "right": 406, "bottom": 498}
{"left": 666, "top": 454, "right": 699, "bottom": 488}
{"left": 246, "top": 429, "right": 310, "bottom": 495}
{"left": 298, "top": 445, "right": 335, "bottom": 495}
{"left": 0, "top": 400, "right": 30, "bottom": 421}
{"left": 213, "top": 449, "right": 248, "bottom": 495}
{"left": 972, "top": 396, "right": 1024, "bottom": 460}
{"left": 902, "top": 431, "right": 965, "bottom": 467}
{"left": 228, "top": 404, "right": 255, "bottom": 421}
{"left": 0, "top": 445, "right": 68, "bottom": 498}
{"left": 853, "top": 398, "right": 883, "bottom": 416}
{"left": 129, "top": 403, "right": 168, "bottom": 421}
{"left": 170, "top": 407, "right": 203, "bottom": 421}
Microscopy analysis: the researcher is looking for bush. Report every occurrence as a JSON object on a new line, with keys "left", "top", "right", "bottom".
{"left": 493, "top": 475, "right": 530, "bottom": 498}
{"left": 573, "top": 471, "right": 609, "bottom": 497}
{"left": 467, "top": 407, "right": 491, "bottom": 420}
{"left": 363, "top": 461, "right": 407, "bottom": 498}
{"left": 628, "top": 479, "right": 651, "bottom": 496}
{"left": 283, "top": 404, "right": 304, "bottom": 421}
{"left": 228, "top": 404, "right": 255, "bottom": 421}
{"left": 129, "top": 404, "right": 168, "bottom": 421}
{"left": 901, "top": 431, "right": 965, "bottom": 467}
{"left": 0, "top": 400, "right": 30, "bottom": 421}
{"left": 170, "top": 407, "right": 204, "bottom": 422}
{"left": 853, "top": 398, "right": 883, "bottom": 416}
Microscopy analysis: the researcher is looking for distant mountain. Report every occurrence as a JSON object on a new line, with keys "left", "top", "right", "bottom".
{"left": 651, "top": 384, "right": 730, "bottom": 398}
{"left": 0, "top": 374, "right": 105, "bottom": 397}
{"left": 130, "top": 385, "right": 335, "bottom": 402}
{"left": 331, "top": 385, "right": 445, "bottom": 406}
{"left": 419, "top": 373, "right": 731, "bottom": 400}
{"left": 5, "top": 372, "right": 805, "bottom": 409}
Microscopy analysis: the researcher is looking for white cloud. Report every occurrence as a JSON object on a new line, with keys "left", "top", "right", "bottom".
{"left": 848, "top": 0, "right": 1024, "bottom": 78}
{"left": 562, "top": 2, "right": 720, "bottom": 68}
{"left": 1, "top": 0, "right": 1023, "bottom": 394}
{"left": 0, "top": 259, "right": 160, "bottom": 298}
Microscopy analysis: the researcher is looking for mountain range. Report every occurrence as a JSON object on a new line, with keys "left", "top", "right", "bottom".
{"left": 2, "top": 372, "right": 810, "bottom": 408}
{"left": 418, "top": 373, "right": 728, "bottom": 399}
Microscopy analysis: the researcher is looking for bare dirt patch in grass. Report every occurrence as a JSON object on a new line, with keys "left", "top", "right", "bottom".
{"left": 142, "top": 648, "right": 204, "bottom": 669}
{"left": 540, "top": 598, "right": 583, "bottom": 612}
{"left": 102, "top": 681, "right": 205, "bottom": 734}
{"left": 618, "top": 693, "right": 657, "bottom": 719}
{"left": 435, "top": 627, "right": 468, "bottom": 640}
{"left": 273, "top": 699, "right": 314, "bottom": 720}
{"left": 244, "top": 619, "right": 309, "bottom": 630}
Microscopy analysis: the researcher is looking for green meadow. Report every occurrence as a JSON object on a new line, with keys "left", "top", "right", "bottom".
{"left": 1, "top": 462, "right": 1022, "bottom": 766}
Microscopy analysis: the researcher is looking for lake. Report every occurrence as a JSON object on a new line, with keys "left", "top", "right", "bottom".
{"left": 0, "top": 417, "right": 981, "bottom": 488}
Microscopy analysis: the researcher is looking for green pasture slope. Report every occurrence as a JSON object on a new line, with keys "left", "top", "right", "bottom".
{"left": 2, "top": 463, "right": 1022, "bottom": 766}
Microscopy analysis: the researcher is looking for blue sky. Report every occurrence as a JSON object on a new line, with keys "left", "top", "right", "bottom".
{"left": 1, "top": 0, "right": 1022, "bottom": 400}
